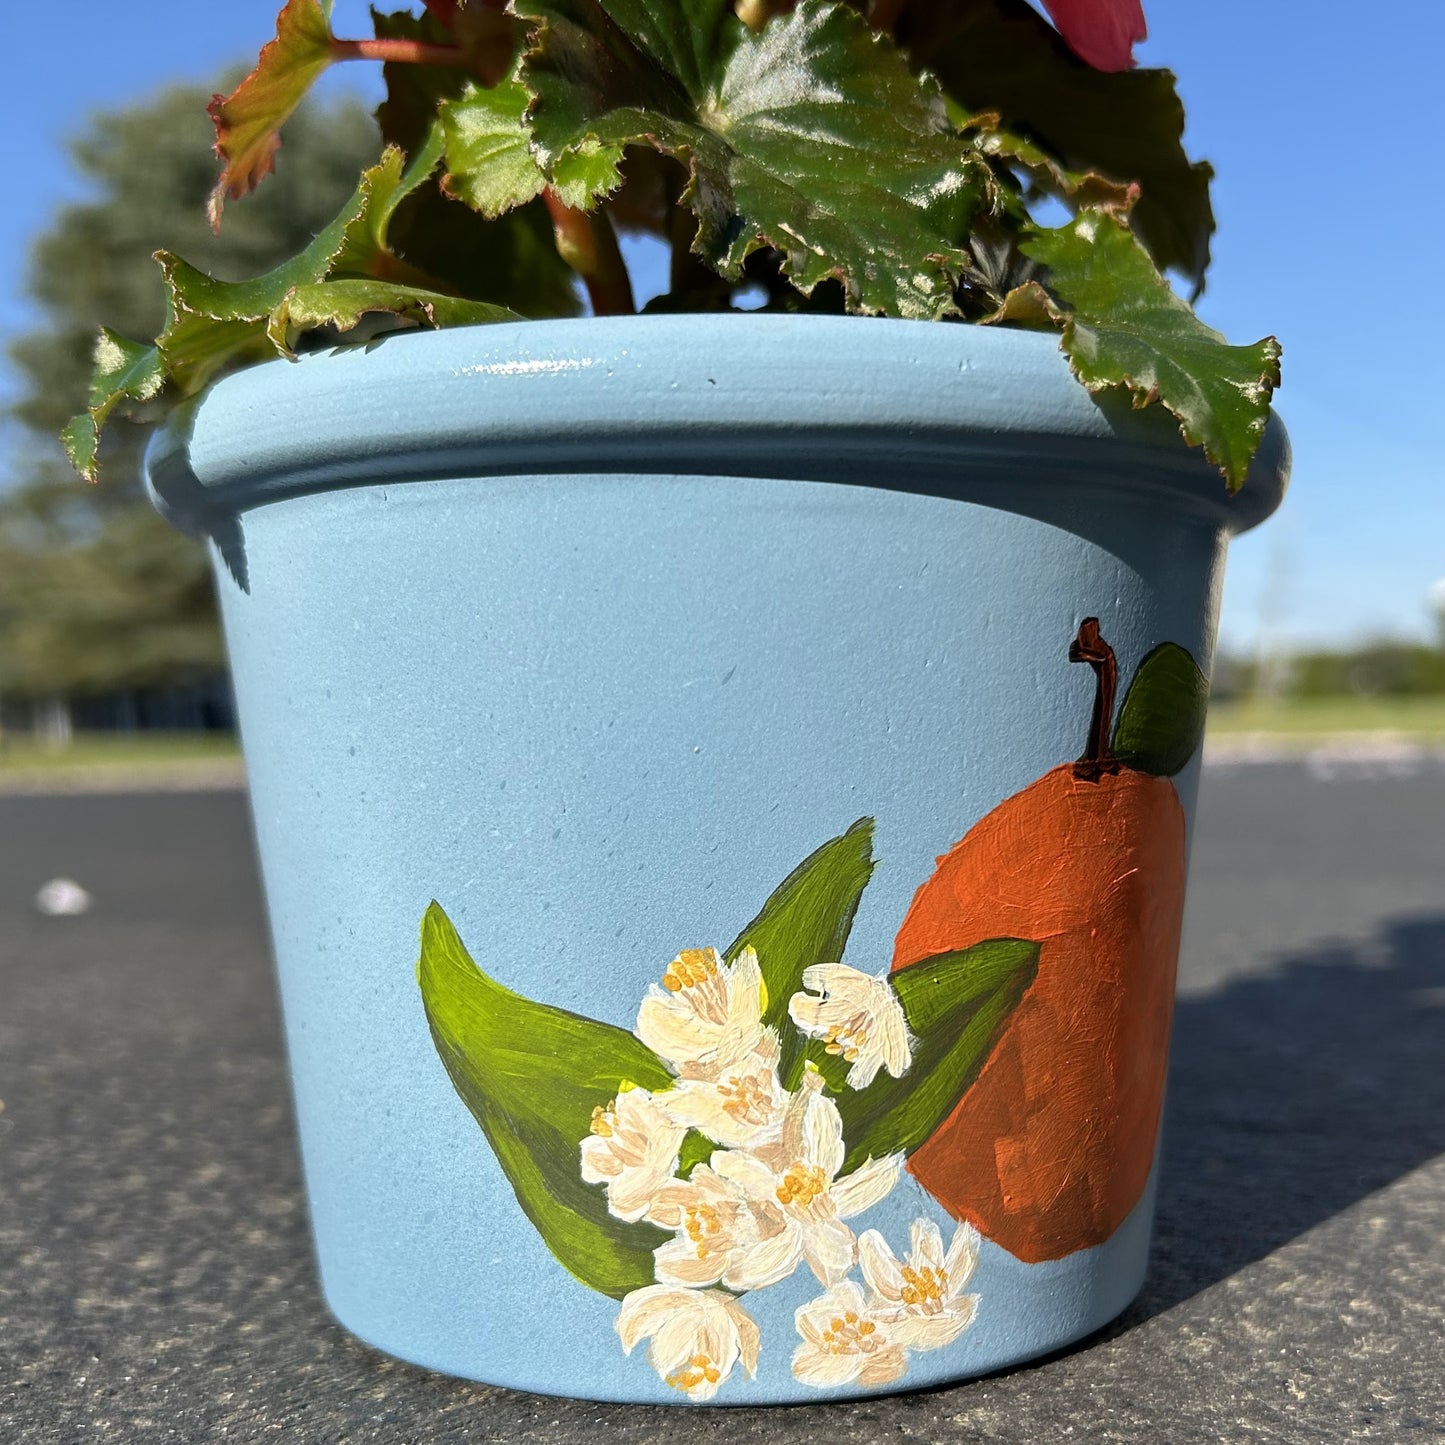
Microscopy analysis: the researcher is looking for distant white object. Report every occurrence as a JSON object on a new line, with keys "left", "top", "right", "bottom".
{"left": 34, "top": 878, "right": 93, "bottom": 917}
{"left": 1429, "top": 576, "right": 1445, "bottom": 612}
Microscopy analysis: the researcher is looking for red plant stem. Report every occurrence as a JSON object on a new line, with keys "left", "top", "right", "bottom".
{"left": 330, "top": 38, "right": 471, "bottom": 66}
{"left": 542, "top": 190, "right": 636, "bottom": 317}
{"left": 1069, "top": 617, "right": 1121, "bottom": 783}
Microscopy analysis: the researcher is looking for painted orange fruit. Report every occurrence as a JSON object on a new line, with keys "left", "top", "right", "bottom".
{"left": 891, "top": 620, "right": 1187, "bottom": 1263}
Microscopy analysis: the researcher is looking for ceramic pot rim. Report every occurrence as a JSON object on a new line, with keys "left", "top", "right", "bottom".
{"left": 145, "top": 313, "right": 1289, "bottom": 539}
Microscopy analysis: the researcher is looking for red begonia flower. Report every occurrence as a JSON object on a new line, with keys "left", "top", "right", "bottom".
{"left": 1040, "top": 0, "right": 1147, "bottom": 71}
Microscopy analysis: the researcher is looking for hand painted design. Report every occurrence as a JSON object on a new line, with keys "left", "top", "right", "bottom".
{"left": 579, "top": 1087, "right": 688, "bottom": 1224}
{"left": 638, "top": 946, "right": 791, "bottom": 1151}
{"left": 687, "top": 1069, "right": 903, "bottom": 1292}
{"left": 418, "top": 821, "right": 1037, "bottom": 1397}
{"left": 415, "top": 619, "right": 1206, "bottom": 1395}
{"left": 636, "top": 946, "right": 767, "bottom": 1076}
{"left": 616, "top": 1286, "right": 760, "bottom": 1402}
{"left": 791, "top": 1279, "right": 908, "bottom": 1388}
{"left": 856, "top": 1218, "right": 982, "bottom": 1349}
{"left": 893, "top": 620, "right": 1206, "bottom": 1263}
{"left": 788, "top": 963, "right": 913, "bottom": 1089}
{"left": 792, "top": 1219, "right": 981, "bottom": 1388}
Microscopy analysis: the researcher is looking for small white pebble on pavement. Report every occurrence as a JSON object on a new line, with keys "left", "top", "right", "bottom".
{"left": 34, "top": 878, "right": 93, "bottom": 916}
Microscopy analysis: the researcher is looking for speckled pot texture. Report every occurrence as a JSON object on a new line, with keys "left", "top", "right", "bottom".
{"left": 146, "top": 315, "right": 1288, "bottom": 1405}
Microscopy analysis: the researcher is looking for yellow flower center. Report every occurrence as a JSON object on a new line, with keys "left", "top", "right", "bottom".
{"left": 823, "top": 1016, "right": 870, "bottom": 1063}
{"left": 900, "top": 1263, "right": 947, "bottom": 1310}
{"left": 589, "top": 1101, "right": 616, "bottom": 1138}
{"left": 718, "top": 1070, "right": 773, "bottom": 1125}
{"left": 776, "top": 1163, "right": 828, "bottom": 1208}
{"left": 684, "top": 1202, "right": 725, "bottom": 1258}
{"left": 666, "top": 1352, "right": 722, "bottom": 1392}
{"left": 819, "top": 1309, "right": 880, "bottom": 1355}
{"left": 662, "top": 948, "right": 719, "bottom": 992}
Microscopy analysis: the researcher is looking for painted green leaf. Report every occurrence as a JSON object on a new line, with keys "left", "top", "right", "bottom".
{"left": 1112, "top": 641, "right": 1209, "bottom": 777}
{"left": 517, "top": 0, "right": 988, "bottom": 316}
{"left": 266, "top": 280, "right": 518, "bottom": 355}
{"left": 836, "top": 940, "right": 1040, "bottom": 1174}
{"left": 901, "top": 0, "right": 1214, "bottom": 292}
{"left": 725, "top": 816, "right": 875, "bottom": 1085}
{"left": 417, "top": 902, "right": 673, "bottom": 1299}
{"left": 676, "top": 1129, "right": 714, "bottom": 1180}
{"left": 1022, "top": 210, "right": 1281, "bottom": 490}
{"left": 208, "top": 0, "right": 338, "bottom": 227}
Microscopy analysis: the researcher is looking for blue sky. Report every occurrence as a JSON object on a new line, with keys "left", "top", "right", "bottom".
{"left": 2, "top": 1, "right": 1439, "bottom": 653}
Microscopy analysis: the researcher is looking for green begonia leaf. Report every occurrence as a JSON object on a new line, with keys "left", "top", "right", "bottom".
{"left": 61, "top": 331, "right": 167, "bottom": 483}
{"left": 979, "top": 278, "right": 1061, "bottom": 332}
{"left": 150, "top": 160, "right": 378, "bottom": 397}
{"left": 1113, "top": 641, "right": 1210, "bottom": 777}
{"left": 440, "top": 77, "right": 610, "bottom": 217}
{"left": 901, "top": 0, "right": 1214, "bottom": 292}
{"left": 208, "top": 0, "right": 338, "bottom": 227}
{"left": 1023, "top": 210, "right": 1281, "bottom": 489}
{"left": 441, "top": 79, "right": 545, "bottom": 218}
{"left": 373, "top": 6, "right": 471, "bottom": 155}
{"left": 971, "top": 122, "right": 1137, "bottom": 218}
{"left": 154, "top": 143, "right": 436, "bottom": 393}
{"left": 725, "top": 816, "right": 875, "bottom": 1084}
{"left": 65, "top": 133, "right": 525, "bottom": 481}
{"left": 265, "top": 279, "right": 518, "bottom": 355}
{"left": 418, "top": 902, "right": 672, "bottom": 1300}
{"left": 161, "top": 165, "right": 372, "bottom": 326}
{"left": 836, "top": 939, "right": 1040, "bottom": 1174}
{"left": 518, "top": 0, "right": 989, "bottom": 316}
{"left": 329, "top": 125, "right": 450, "bottom": 281}
{"left": 370, "top": 10, "right": 581, "bottom": 319}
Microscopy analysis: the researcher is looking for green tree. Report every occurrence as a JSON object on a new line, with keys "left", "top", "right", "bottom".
{"left": 0, "top": 82, "right": 379, "bottom": 707}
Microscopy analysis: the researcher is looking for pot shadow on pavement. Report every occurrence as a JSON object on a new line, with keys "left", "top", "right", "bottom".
{"left": 1120, "top": 911, "right": 1445, "bottom": 1326}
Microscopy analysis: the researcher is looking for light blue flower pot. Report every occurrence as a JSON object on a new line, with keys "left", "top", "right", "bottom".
{"left": 146, "top": 315, "right": 1287, "bottom": 1404}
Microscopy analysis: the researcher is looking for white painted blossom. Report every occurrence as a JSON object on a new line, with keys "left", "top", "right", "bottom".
{"left": 635, "top": 945, "right": 765, "bottom": 1072}
{"left": 857, "top": 1219, "right": 981, "bottom": 1351}
{"left": 615, "top": 1285, "right": 760, "bottom": 1401}
{"left": 787, "top": 963, "right": 912, "bottom": 1090}
{"left": 712, "top": 1070, "right": 903, "bottom": 1289}
{"left": 790, "top": 1279, "right": 908, "bottom": 1388}
{"left": 579, "top": 1087, "right": 688, "bottom": 1223}
{"left": 660, "top": 1030, "right": 790, "bottom": 1150}
{"left": 647, "top": 1161, "right": 775, "bottom": 1290}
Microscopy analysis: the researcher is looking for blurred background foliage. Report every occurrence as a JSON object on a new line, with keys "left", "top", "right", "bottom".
{"left": 0, "top": 82, "right": 378, "bottom": 728}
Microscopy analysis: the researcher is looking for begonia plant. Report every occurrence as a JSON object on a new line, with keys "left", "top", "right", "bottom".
{"left": 66, "top": 0, "right": 1280, "bottom": 489}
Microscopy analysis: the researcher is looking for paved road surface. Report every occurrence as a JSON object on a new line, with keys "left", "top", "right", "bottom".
{"left": 2, "top": 769, "right": 1442, "bottom": 1442}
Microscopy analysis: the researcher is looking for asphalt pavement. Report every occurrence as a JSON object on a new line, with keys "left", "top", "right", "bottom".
{"left": 2, "top": 766, "right": 1442, "bottom": 1442}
